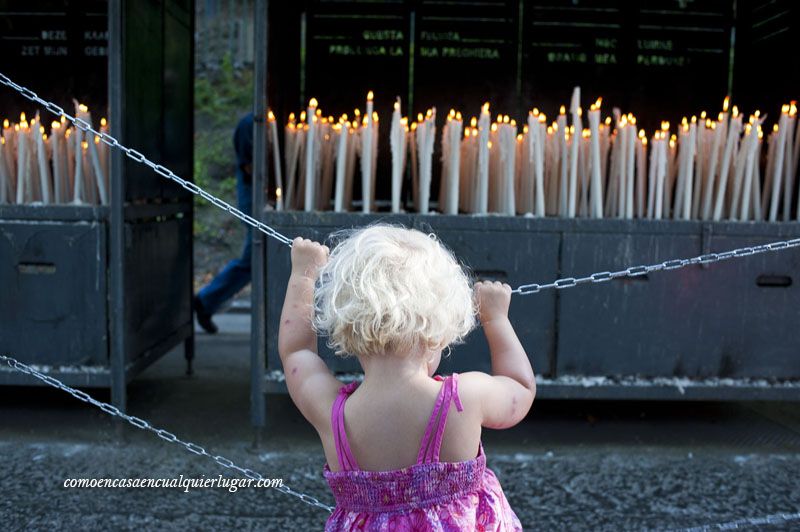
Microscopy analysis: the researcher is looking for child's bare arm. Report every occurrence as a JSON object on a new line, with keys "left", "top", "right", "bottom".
{"left": 466, "top": 281, "right": 535, "bottom": 429}
{"left": 278, "top": 237, "right": 342, "bottom": 429}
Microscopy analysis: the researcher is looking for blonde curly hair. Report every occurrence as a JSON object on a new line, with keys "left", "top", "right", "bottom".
{"left": 313, "top": 224, "right": 477, "bottom": 358}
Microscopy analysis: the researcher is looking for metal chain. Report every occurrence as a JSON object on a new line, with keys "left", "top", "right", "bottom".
{"left": 0, "top": 354, "right": 334, "bottom": 513}
{"left": 0, "top": 72, "right": 293, "bottom": 248}
{"left": 512, "top": 238, "right": 800, "bottom": 295}
{"left": 3, "top": 72, "right": 800, "bottom": 297}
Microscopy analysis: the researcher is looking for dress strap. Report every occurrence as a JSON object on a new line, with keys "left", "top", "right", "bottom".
{"left": 331, "top": 382, "right": 360, "bottom": 471}
{"left": 416, "top": 373, "right": 463, "bottom": 464}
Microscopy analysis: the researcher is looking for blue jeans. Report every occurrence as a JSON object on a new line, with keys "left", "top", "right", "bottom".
{"left": 197, "top": 172, "right": 252, "bottom": 315}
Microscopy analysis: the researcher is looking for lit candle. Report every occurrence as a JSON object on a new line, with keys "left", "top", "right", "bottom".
{"left": 712, "top": 107, "right": 741, "bottom": 221}
{"left": 781, "top": 104, "right": 797, "bottom": 221}
{"left": 304, "top": 98, "right": 318, "bottom": 212}
{"left": 360, "top": 91, "right": 374, "bottom": 213}
{"left": 739, "top": 120, "right": 762, "bottom": 221}
{"left": 557, "top": 106, "right": 568, "bottom": 216}
{"left": 89, "top": 134, "right": 107, "bottom": 205}
{"left": 766, "top": 106, "right": 789, "bottom": 222}
{"left": 443, "top": 109, "right": 462, "bottom": 214}
{"left": 636, "top": 129, "right": 646, "bottom": 218}
{"left": 588, "top": 98, "right": 603, "bottom": 218}
{"left": 390, "top": 98, "right": 406, "bottom": 213}
{"left": 700, "top": 119, "right": 723, "bottom": 220}
{"left": 334, "top": 118, "right": 348, "bottom": 212}
{"left": 34, "top": 116, "right": 52, "bottom": 204}
{"left": 267, "top": 110, "right": 284, "bottom": 211}
{"left": 476, "top": 102, "right": 490, "bottom": 214}
{"left": 16, "top": 116, "right": 30, "bottom": 204}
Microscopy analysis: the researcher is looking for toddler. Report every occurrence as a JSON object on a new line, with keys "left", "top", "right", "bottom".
{"left": 278, "top": 224, "right": 535, "bottom": 531}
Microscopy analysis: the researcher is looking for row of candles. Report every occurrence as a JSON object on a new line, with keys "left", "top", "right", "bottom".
{"left": 276, "top": 89, "right": 800, "bottom": 222}
{"left": 0, "top": 102, "right": 109, "bottom": 206}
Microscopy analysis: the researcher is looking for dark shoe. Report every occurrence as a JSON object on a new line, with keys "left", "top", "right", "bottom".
{"left": 194, "top": 296, "right": 218, "bottom": 334}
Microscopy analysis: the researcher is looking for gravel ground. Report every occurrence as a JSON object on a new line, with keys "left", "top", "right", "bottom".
{"left": 2, "top": 314, "right": 799, "bottom": 531}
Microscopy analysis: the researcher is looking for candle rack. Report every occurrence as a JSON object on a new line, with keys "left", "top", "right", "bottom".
{"left": 0, "top": 1, "right": 195, "bottom": 415}
{"left": 251, "top": 211, "right": 800, "bottom": 430}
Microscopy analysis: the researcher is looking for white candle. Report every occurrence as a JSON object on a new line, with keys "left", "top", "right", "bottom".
{"left": 625, "top": 116, "right": 636, "bottom": 219}
{"left": 333, "top": 119, "right": 347, "bottom": 212}
{"left": 16, "top": 119, "right": 29, "bottom": 204}
{"left": 390, "top": 98, "right": 405, "bottom": 213}
{"left": 655, "top": 134, "right": 667, "bottom": 220}
{"left": 444, "top": 110, "right": 462, "bottom": 214}
{"left": 781, "top": 106, "right": 796, "bottom": 221}
{"left": 360, "top": 91, "right": 374, "bottom": 213}
{"left": 533, "top": 113, "right": 546, "bottom": 216}
{"left": 89, "top": 135, "right": 107, "bottom": 205}
{"left": 712, "top": 107, "right": 741, "bottom": 221}
{"left": 767, "top": 105, "right": 789, "bottom": 222}
{"left": 34, "top": 119, "right": 52, "bottom": 204}
{"left": 681, "top": 118, "right": 697, "bottom": 220}
{"left": 476, "top": 102, "right": 490, "bottom": 214}
{"left": 0, "top": 136, "right": 9, "bottom": 204}
{"left": 700, "top": 120, "right": 723, "bottom": 220}
{"left": 268, "top": 111, "right": 284, "bottom": 211}
{"left": 588, "top": 99, "right": 603, "bottom": 218}
{"left": 739, "top": 121, "right": 761, "bottom": 221}
{"left": 567, "top": 87, "right": 581, "bottom": 217}
{"left": 304, "top": 98, "right": 318, "bottom": 212}
{"left": 636, "top": 130, "right": 646, "bottom": 218}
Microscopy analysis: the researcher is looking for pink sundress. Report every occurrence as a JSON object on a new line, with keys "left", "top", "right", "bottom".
{"left": 323, "top": 373, "right": 523, "bottom": 531}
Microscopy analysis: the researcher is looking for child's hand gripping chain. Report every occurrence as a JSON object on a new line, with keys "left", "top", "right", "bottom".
{"left": 277, "top": 237, "right": 342, "bottom": 430}
{"left": 468, "top": 281, "right": 536, "bottom": 429}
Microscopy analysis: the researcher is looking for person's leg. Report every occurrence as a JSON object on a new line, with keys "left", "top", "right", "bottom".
{"left": 195, "top": 175, "right": 253, "bottom": 331}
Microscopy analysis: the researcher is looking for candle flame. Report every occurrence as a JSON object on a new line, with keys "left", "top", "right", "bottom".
{"left": 547, "top": 126, "right": 553, "bottom": 134}
{"left": 594, "top": 97, "right": 602, "bottom": 108}
{"left": 470, "top": 117, "right": 477, "bottom": 127}
{"left": 661, "top": 121, "right": 669, "bottom": 131}
{"left": 638, "top": 129, "right": 645, "bottom": 138}
{"left": 487, "top": 141, "right": 492, "bottom": 149}
{"left": 491, "top": 123, "right": 498, "bottom": 132}
{"left": 81, "top": 140, "right": 88, "bottom": 150}
{"left": 309, "top": 98, "right": 318, "bottom": 108}
{"left": 367, "top": 91, "right": 373, "bottom": 101}
{"left": 754, "top": 109, "right": 761, "bottom": 118}
{"left": 20, "top": 112, "right": 26, "bottom": 122}
{"left": 700, "top": 111, "right": 707, "bottom": 120}
{"left": 300, "top": 111, "right": 307, "bottom": 122}
{"left": 604, "top": 116, "right": 611, "bottom": 126}
{"left": 417, "top": 112, "right": 423, "bottom": 122}
{"left": 517, "top": 133, "right": 523, "bottom": 141}
{"left": 456, "top": 111, "right": 462, "bottom": 121}
{"left": 723, "top": 96, "right": 730, "bottom": 112}
{"left": 95, "top": 135, "right": 100, "bottom": 144}
{"left": 276, "top": 187, "right": 282, "bottom": 199}
{"left": 559, "top": 105, "right": 566, "bottom": 115}
{"left": 268, "top": 110, "right": 275, "bottom": 121}
{"left": 411, "top": 122, "right": 417, "bottom": 131}
{"left": 538, "top": 114, "right": 546, "bottom": 123}
{"left": 503, "top": 115, "right": 510, "bottom": 124}
{"left": 732, "top": 105, "right": 739, "bottom": 118}
{"left": 52, "top": 120, "right": 60, "bottom": 129}
{"left": 78, "top": 103, "right": 88, "bottom": 113}
{"left": 482, "top": 102, "right": 490, "bottom": 113}
{"left": 40, "top": 125, "right": 45, "bottom": 134}
{"left": 718, "top": 112, "right": 724, "bottom": 122}
{"left": 781, "top": 103, "right": 790, "bottom": 114}
{"left": 532, "top": 107, "right": 540, "bottom": 116}
{"left": 101, "top": 117, "right": 107, "bottom": 127}
{"left": 60, "top": 115, "right": 66, "bottom": 124}
{"left": 773, "top": 124, "right": 779, "bottom": 133}
{"left": 2, "top": 119, "right": 8, "bottom": 128}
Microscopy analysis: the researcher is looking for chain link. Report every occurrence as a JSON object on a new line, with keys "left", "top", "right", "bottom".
{"left": 512, "top": 238, "right": 800, "bottom": 295}
{"left": 0, "top": 72, "right": 293, "bottom": 248}
{"left": 0, "top": 355, "right": 335, "bottom": 513}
